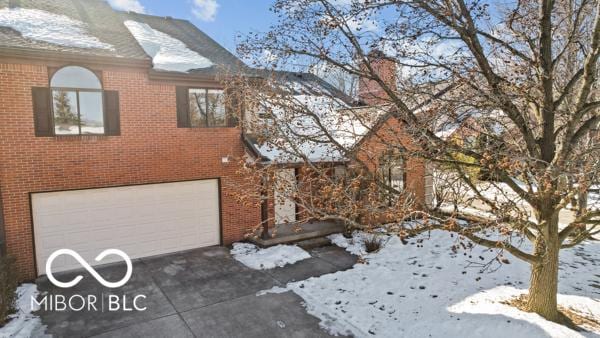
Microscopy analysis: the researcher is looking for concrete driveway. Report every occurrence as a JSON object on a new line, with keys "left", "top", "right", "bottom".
{"left": 36, "top": 245, "right": 356, "bottom": 337}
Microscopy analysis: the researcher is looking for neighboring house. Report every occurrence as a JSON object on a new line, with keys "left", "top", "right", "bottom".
{"left": 0, "top": 0, "right": 259, "bottom": 279}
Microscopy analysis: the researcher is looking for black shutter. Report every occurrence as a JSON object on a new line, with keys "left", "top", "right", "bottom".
{"left": 176, "top": 86, "right": 190, "bottom": 128}
{"left": 31, "top": 87, "right": 53, "bottom": 137}
{"left": 103, "top": 90, "right": 120, "bottom": 136}
{"left": 226, "top": 89, "right": 240, "bottom": 127}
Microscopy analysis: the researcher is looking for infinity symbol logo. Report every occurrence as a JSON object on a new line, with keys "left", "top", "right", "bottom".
{"left": 46, "top": 249, "right": 133, "bottom": 289}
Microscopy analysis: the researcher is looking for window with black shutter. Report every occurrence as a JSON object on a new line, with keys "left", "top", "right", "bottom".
{"left": 177, "top": 86, "right": 237, "bottom": 128}
{"left": 32, "top": 66, "right": 120, "bottom": 136}
{"left": 32, "top": 87, "right": 53, "bottom": 137}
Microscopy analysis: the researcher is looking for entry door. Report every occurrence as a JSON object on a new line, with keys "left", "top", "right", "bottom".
{"left": 274, "top": 169, "right": 297, "bottom": 224}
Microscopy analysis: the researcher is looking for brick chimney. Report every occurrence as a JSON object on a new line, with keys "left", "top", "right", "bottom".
{"left": 358, "top": 49, "right": 397, "bottom": 106}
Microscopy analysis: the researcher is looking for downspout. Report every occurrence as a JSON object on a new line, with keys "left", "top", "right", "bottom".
{"left": 0, "top": 185, "right": 6, "bottom": 256}
{"left": 260, "top": 176, "right": 270, "bottom": 240}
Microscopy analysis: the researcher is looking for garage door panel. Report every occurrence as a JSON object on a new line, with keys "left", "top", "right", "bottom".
{"left": 33, "top": 180, "right": 220, "bottom": 275}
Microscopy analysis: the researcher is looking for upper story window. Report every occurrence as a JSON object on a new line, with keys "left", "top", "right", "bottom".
{"left": 188, "top": 88, "right": 226, "bottom": 127}
{"left": 50, "top": 66, "right": 104, "bottom": 135}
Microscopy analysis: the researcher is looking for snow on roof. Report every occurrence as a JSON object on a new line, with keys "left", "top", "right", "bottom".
{"left": 254, "top": 95, "right": 347, "bottom": 163}
{"left": 0, "top": 8, "right": 114, "bottom": 50}
{"left": 253, "top": 94, "right": 382, "bottom": 163}
{"left": 124, "top": 20, "right": 213, "bottom": 72}
{"left": 435, "top": 124, "right": 460, "bottom": 140}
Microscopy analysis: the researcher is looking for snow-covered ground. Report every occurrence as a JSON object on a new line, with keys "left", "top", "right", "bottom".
{"left": 231, "top": 242, "right": 311, "bottom": 270}
{"left": 328, "top": 232, "right": 392, "bottom": 256}
{"left": 589, "top": 192, "right": 599, "bottom": 210}
{"left": 264, "top": 230, "right": 600, "bottom": 337}
{"left": 0, "top": 284, "right": 47, "bottom": 338}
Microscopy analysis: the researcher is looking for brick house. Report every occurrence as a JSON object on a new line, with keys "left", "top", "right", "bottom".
{"left": 0, "top": 0, "right": 263, "bottom": 279}
{"left": 0, "top": 0, "right": 430, "bottom": 280}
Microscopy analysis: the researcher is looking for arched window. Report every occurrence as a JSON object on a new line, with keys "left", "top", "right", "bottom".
{"left": 50, "top": 66, "right": 104, "bottom": 135}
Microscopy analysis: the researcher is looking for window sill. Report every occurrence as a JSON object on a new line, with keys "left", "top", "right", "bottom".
{"left": 181, "top": 126, "right": 239, "bottom": 130}
{"left": 53, "top": 135, "right": 113, "bottom": 142}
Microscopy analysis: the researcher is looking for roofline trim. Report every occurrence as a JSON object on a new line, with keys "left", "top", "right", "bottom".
{"left": 147, "top": 68, "right": 261, "bottom": 83}
{"left": 0, "top": 47, "right": 152, "bottom": 68}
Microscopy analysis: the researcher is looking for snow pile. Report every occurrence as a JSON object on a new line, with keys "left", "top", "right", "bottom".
{"left": 265, "top": 230, "right": 600, "bottom": 337}
{"left": 0, "top": 284, "right": 47, "bottom": 338}
{"left": 124, "top": 20, "right": 213, "bottom": 72}
{"left": 328, "top": 233, "right": 368, "bottom": 256}
{"left": 0, "top": 8, "right": 113, "bottom": 50}
{"left": 231, "top": 243, "right": 311, "bottom": 270}
{"left": 449, "top": 286, "right": 600, "bottom": 337}
{"left": 328, "top": 232, "right": 390, "bottom": 256}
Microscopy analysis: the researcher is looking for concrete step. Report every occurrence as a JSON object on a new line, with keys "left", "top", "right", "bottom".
{"left": 296, "top": 237, "right": 332, "bottom": 250}
{"left": 250, "top": 223, "right": 343, "bottom": 248}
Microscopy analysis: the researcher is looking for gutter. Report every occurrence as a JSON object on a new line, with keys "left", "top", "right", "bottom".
{"left": 0, "top": 47, "right": 151, "bottom": 69}
{"left": 147, "top": 67, "right": 263, "bottom": 84}
{"left": 241, "top": 134, "right": 270, "bottom": 162}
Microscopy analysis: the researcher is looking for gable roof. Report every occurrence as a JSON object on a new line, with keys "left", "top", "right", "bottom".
{"left": 266, "top": 70, "right": 356, "bottom": 105}
{"left": 0, "top": 0, "right": 248, "bottom": 76}
{"left": 244, "top": 71, "right": 368, "bottom": 164}
{"left": 0, "top": 0, "right": 148, "bottom": 61}
{"left": 121, "top": 11, "right": 248, "bottom": 76}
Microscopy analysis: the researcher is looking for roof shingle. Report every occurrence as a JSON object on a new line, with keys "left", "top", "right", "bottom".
{"left": 0, "top": 0, "right": 248, "bottom": 75}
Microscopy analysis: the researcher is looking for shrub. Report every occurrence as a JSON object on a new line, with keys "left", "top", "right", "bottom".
{"left": 0, "top": 255, "right": 18, "bottom": 326}
{"left": 364, "top": 234, "right": 384, "bottom": 253}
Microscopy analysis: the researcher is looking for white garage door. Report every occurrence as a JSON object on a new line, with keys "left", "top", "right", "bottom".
{"left": 32, "top": 180, "right": 220, "bottom": 275}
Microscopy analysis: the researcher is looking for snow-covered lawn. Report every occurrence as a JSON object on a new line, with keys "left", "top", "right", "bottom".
{"left": 0, "top": 284, "right": 47, "bottom": 338}
{"left": 231, "top": 243, "right": 311, "bottom": 270}
{"left": 264, "top": 230, "right": 600, "bottom": 337}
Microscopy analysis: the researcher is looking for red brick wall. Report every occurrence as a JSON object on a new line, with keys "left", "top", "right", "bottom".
{"left": 357, "top": 117, "right": 426, "bottom": 208}
{"left": 356, "top": 51, "right": 426, "bottom": 209}
{"left": 0, "top": 63, "right": 260, "bottom": 280}
{"left": 358, "top": 53, "right": 397, "bottom": 106}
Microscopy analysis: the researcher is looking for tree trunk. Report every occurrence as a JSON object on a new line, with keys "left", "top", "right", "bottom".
{"left": 526, "top": 214, "right": 561, "bottom": 322}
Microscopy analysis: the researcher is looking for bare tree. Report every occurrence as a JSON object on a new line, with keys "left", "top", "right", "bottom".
{"left": 232, "top": 0, "right": 600, "bottom": 322}
{"left": 309, "top": 61, "right": 359, "bottom": 97}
